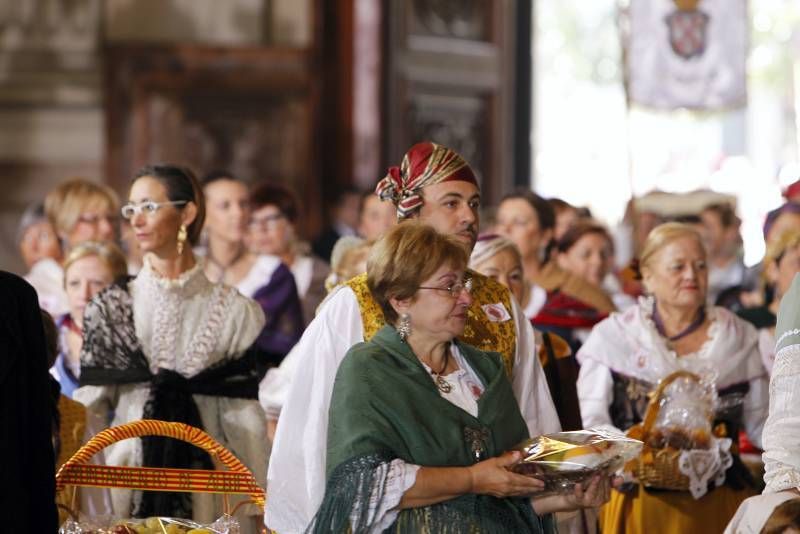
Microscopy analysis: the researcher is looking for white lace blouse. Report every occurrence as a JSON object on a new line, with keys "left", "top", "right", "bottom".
{"left": 576, "top": 297, "right": 769, "bottom": 447}
{"left": 762, "top": 344, "right": 800, "bottom": 493}
{"left": 74, "top": 257, "right": 267, "bottom": 524}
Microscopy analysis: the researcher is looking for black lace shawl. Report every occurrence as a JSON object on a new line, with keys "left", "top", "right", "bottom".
{"left": 79, "top": 280, "right": 261, "bottom": 518}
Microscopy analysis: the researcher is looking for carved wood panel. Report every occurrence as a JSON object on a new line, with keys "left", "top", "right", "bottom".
{"left": 385, "top": 0, "right": 518, "bottom": 207}
{"left": 104, "top": 45, "right": 323, "bottom": 236}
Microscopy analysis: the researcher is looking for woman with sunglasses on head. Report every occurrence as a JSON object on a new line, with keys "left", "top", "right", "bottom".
{"left": 200, "top": 171, "right": 303, "bottom": 368}
{"left": 73, "top": 164, "right": 268, "bottom": 532}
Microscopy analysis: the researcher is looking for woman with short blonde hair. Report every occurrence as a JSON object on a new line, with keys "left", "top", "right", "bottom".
{"left": 44, "top": 178, "right": 120, "bottom": 249}
{"left": 577, "top": 222, "right": 768, "bottom": 533}
{"left": 469, "top": 234, "right": 525, "bottom": 305}
{"left": 52, "top": 241, "right": 127, "bottom": 398}
{"left": 638, "top": 222, "right": 703, "bottom": 277}
{"left": 324, "top": 236, "right": 373, "bottom": 293}
{"left": 62, "top": 241, "right": 128, "bottom": 283}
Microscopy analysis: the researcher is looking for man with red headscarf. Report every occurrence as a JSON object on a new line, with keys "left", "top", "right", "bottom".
{"left": 261, "top": 142, "right": 559, "bottom": 533}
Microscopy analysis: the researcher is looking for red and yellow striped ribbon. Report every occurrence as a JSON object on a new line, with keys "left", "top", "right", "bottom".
{"left": 55, "top": 420, "right": 265, "bottom": 507}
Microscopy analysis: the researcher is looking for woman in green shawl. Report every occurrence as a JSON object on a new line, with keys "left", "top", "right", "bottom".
{"left": 309, "top": 222, "right": 613, "bottom": 533}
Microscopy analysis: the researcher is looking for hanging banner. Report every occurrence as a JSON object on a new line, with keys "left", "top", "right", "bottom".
{"left": 626, "top": 0, "right": 747, "bottom": 110}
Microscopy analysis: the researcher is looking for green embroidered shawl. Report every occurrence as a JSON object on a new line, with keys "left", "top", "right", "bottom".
{"left": 309, "top": 325, "right": 554, "bottom": 533}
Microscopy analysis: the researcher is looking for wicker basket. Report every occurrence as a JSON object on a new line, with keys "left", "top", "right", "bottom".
{"left": 625, "top": 370, "right": 707, "bottom": 491}
{"left": 55, "top": 419, "right": 266, "bottom": 526}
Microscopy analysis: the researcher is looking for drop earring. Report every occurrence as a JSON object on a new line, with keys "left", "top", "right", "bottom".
{"left": 397, "top": 312, "right": 411, "bottom": 341}
{"left": 177, "top": 224, "right": 188, "bottom": 255}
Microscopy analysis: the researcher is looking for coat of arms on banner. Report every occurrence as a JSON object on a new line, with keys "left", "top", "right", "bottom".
{"left": 626, "top": 0, "right": 747, "bottom": 110}
{"left": 665, "top": 0, "right": 709, "bottom": 60}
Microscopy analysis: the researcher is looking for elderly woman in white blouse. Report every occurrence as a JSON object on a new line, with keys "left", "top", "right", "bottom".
{"left": 74, "top": 165, "right": 266, "bottom": 531}
{"left": 576, "top": 222, "right": 769, "bottom": 534}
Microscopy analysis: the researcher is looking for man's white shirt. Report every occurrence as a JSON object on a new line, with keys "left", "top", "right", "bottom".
{"left": 260, "top": 283, "right": 560, "bottom": 533}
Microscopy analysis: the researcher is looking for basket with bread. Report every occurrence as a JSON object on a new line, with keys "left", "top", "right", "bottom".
{"left": 625, "top": 370, "right": 734, "bottom": 499}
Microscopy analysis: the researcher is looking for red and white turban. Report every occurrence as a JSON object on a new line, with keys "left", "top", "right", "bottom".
{"left": 375, "top": 142, "right": 479, "bottom": 219}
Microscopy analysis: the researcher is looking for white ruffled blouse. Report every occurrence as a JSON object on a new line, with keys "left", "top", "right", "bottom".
{"left": 576, "top": 297, "right": 769, "bottom": 448}
{"left": 74, "top": 257, "right": 266, "bottom": 524}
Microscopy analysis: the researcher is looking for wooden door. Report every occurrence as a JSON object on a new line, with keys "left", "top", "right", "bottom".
{"left": 384, "top": 0, "right": 526, "bottom": 206}
{"left": 104, "top": 44, "right": 324, "bottom": 236}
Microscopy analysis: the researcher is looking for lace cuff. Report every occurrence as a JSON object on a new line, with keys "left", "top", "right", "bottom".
{"left": 764, "top": 468, "right": 800, "bottom": 494}
{"left": 355, "top": 459, "right": 420, "bottom": 533}
{"left": 762, "top": 344, "right": 800, "bottom": 493}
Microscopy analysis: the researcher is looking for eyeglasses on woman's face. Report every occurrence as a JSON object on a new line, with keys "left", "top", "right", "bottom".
{"left": 77, "top": 212, "right": 118, "bottom": 227}
{"left": 120, "top": 200, "right": 187, "bottom": 220}
{"left": 248, "top": 212, "right": 285, "bottom": 230}
{"left": 418, "top": 277, "right": 473, "bottom": 298}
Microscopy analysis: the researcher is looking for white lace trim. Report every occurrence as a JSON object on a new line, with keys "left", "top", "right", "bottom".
{"left": 762, "top": 344, "right": 800, "bottom": 494}
{"left": 184, "top": 286, "right": 237, "bottom": 375}
{"left": 138, "top": 255, "right": 238, "bottom": 376}
{"left": 677, "top": 436, "right": 733, "bottom": 499}
{"left": 765, "top": 469, "right": 800, "bottom": 494}
{"left": 638, "top": 295, "right": 719, "bottom": 362}
{"left": 773, "top": 344, "right": 800, "bottom": 377}
{"left": 776, "top": 329, "right": 800, "bottom": 352}
{"left": 353, "top": 460, "right": 420, "bottom": 533}
{"left": 140, "top": 254, "right": 208, "bottom": 296}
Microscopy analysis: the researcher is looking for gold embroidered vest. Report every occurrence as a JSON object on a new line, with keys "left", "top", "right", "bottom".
{"left": 345, "top": 270, "right": 517, "bottom": 377}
